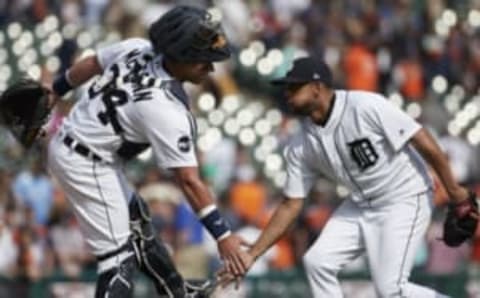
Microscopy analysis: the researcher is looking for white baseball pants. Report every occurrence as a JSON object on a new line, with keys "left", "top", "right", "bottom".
{"left": 47, "top": 132, "right": 134, "bottom": 272}
{"left": 303, "top": 191, "right": 449, "bottom": 298}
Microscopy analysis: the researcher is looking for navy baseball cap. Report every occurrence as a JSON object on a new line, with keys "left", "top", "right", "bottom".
{"left": 271, "top": 57, "right": 332, "bottom": 87}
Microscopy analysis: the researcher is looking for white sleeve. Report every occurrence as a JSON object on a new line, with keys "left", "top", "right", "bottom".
{"left": 96, "top": 38, "right": 151, "bottom": 69}
{"left": 283, "top": 136, "right": 317, "bottom": 199}
{"left": 136, "top": 101, "right": 198, "bottom": 169}
{"left": 366, "top": 94, "right": 421, "bottom": 152}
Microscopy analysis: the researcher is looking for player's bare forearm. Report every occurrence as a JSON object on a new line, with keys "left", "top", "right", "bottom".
{"left": 249, "top": 197, "right": 303, "bottom": 260}
{"left": 410, "top": 128, "right": 468, "bottom": 203}
{"left": 174, "top": 166, "right": 252, "bottom": 276}
{"left": 48, "top": 55, "right": 103, "bottom": 107}
{"left": 173, "top": 166, "right": 216, "bottom": 212}
{"left": 67, "top": 55, "right": 103, "bottom": 86}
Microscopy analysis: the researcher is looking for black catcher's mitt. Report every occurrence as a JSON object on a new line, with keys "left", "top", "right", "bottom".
{"left": 443, "top": 191, "right": 479, "bottom": 247}
{"left": 0, "top": 79, "right": 51, "bottom": 148}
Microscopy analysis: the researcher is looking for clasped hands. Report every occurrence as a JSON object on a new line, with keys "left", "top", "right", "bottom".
{"left": 216, "top": 234, "right": 256, "bottom": 289}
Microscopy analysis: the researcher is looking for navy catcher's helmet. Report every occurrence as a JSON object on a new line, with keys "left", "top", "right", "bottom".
{"left": 148, "top": 6, "right": 231, "bottom": 63}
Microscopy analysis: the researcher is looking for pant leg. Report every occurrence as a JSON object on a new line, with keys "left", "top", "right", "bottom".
{"left": 362, "top": 192, "right": 448, "bottom": 298}
{"left": 47, "top": 134, "right": 133, "bottom": 268}
{"left": 303, "top": 199, "right": 365, "bottom": 298}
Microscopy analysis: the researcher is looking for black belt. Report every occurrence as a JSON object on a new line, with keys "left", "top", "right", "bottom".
{"left": 63, "top": 135, "right": 103, "bottom": 162}
{"left": 96, "top": 241, "right": 130, "bottom": 262}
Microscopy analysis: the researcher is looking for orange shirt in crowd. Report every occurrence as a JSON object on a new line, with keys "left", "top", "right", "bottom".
{"left": 343, "top": 43, "right": 379, "bottom": 91}
{"left": 270, "top": 238, "right": 295, "bottom": 270}
{"left": 229, "top": 181, "right": 266, "bottom": 225}
{"left": 398, "top": 60, "right": 425, "bottom": 100}
{"left": 305, "top": 207, "right": 331, "bottom": 232}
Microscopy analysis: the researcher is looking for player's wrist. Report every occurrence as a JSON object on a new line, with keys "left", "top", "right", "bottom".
{"left": 248, "top": 247, "right": 261, "bottom": 261}
{"left": 216, "top": 230, "right": 232, "bottom": 242}
{"left": 52, "top": 70, "right": 74, "bottom": 97}
{"left": 197, "top": 204, "right": 232, "bottom": 241}
{"left": 448, "top": 186, "right": 469, "bottom": 204}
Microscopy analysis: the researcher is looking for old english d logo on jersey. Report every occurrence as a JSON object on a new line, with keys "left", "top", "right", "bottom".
{"left": 178, "top": 135, "right": 191, "bottom": 153}
{"left": 348, "top": 138, "right": 378, "bottom": 171}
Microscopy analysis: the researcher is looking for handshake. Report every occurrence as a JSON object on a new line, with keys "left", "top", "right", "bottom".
{"left": 215, "top": 233, "right": 257, "bottom": 289}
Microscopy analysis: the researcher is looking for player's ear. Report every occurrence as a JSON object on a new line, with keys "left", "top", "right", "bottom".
{"left": 311, "top": 82, "right": 323, "bottom": 96}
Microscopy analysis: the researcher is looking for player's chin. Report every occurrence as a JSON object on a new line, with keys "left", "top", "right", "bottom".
{"left": 188, "top": 74, "right": 209, "bottom": 84}
{"left": 288, "top": 105, "right": 311, "bottom": 116}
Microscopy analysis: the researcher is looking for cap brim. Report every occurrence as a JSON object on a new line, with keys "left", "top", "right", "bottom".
{"left": 270, "top": 77, "right": 313, "bottom": 86}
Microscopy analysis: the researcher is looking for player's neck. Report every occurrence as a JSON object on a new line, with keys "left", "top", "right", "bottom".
{"left": 310, "top": 90, "right": 335, "bottom": 126}
{"left": 163, "top": 59, "right": 184, "bottom": 81}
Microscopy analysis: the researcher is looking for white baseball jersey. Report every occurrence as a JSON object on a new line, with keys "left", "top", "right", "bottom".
{"left": 283, "top": 90, "right": 433, "bottom": 204}
{"left": 62, "top": 38, "right": 198, "bottom": 169}
{"left": 48, "top": 38, "right": 199, "bottom": 262}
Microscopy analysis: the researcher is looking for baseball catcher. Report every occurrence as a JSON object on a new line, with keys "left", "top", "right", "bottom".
{"left": 2, "top": 5, "right": 250, "bottom": 298}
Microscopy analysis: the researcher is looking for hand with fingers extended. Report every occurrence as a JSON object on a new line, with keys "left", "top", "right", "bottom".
{"left": 216, "top": 248, "right": 256, "bottom": 290}
{"left": 217, "top": 234, "right": 252, "bottom": 279}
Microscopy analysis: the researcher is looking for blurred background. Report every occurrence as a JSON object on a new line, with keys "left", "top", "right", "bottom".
{"left": 0, "top": 0, "right": 480, "bottom": 297}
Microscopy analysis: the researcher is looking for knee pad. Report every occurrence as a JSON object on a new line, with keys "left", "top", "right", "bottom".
{"left": 138, "top": 238, "right": 186, "bottom": 297}
{"left": 129, "top": 193, "right": 155, "bottom": 240}
{"left": 129, "top": 194, "right": 185, "bottom": 297}
{"left": 95, "top": 254, "right": 136, "bottom": 298}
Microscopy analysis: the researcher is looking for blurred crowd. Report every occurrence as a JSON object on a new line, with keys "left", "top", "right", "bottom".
{"left": 1, "top": 0, "right": 480, "bottom": 297}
